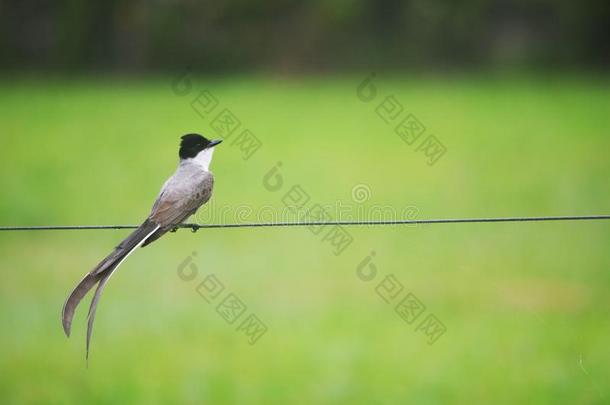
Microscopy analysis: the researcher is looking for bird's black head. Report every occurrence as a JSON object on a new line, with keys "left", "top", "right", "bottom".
{"left": 179, "top": 133, "right": 222, "bottom": 159}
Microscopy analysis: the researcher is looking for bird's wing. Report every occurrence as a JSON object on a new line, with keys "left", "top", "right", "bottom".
{"left": 149, "top": 172, "right": 214, "bottom": 228}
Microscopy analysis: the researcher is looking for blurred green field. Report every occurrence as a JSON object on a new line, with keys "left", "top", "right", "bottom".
{"left": 0, "top": 74, "right": 609, "bottom": 404}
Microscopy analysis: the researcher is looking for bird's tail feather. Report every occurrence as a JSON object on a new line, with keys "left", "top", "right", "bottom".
{"left": 86, "top": 275, "right": 110, "bottom": 362}
{"left": 84, "top": 222, "right": 159, "bottom": 360}
{"left": 61, "top": 219, "right": 160, "bottom": 340}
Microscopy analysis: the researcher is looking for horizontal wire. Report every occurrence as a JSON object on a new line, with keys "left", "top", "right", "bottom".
{"left": 1, "top": 215, "right": 609, "bottom": 232}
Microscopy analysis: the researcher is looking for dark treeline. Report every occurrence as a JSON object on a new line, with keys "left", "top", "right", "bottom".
{"left": 1, "top": 0, "right": 608, "bottom": 72}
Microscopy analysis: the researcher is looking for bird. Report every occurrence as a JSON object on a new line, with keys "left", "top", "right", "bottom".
{"left": 62, "top": 133, "right": 222, "bottom": 359}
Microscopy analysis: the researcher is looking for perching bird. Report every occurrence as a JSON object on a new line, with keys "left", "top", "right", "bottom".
{"left": 62, "top": 134, "right": 222, "bottom": 358}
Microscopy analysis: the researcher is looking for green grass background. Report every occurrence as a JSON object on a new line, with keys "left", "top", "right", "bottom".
{"left": 0, "top": 74, "right": 608, "bottom": 404}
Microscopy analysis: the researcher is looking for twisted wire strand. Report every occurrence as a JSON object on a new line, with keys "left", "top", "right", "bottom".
{"left": 1, "top": 215, "right": 609, "bottom": 232}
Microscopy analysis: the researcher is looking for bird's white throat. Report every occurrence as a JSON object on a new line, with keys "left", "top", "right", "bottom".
{"left": 189, "top": 147, "right": 215, "bottom": 171}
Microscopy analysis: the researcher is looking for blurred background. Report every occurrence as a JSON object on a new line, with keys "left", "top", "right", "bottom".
{"left": 0, "top": 1, "right": 609, "bottom": 404}
{"left": 1, "top": 0, "right": 609, "bottom": 73}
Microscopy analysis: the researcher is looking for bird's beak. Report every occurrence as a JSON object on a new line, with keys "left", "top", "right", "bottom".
{"left": 209, "top": 139, "right": 223, "bottom": 148}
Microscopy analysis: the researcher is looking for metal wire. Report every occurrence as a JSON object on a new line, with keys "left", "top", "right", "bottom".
{"left": 1, "top": 215, "right": 609, "bottom": 231}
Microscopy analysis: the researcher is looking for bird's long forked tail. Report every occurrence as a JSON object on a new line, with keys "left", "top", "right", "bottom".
{"left": 61, "top": 220, "right": 160, "bottom": 360}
